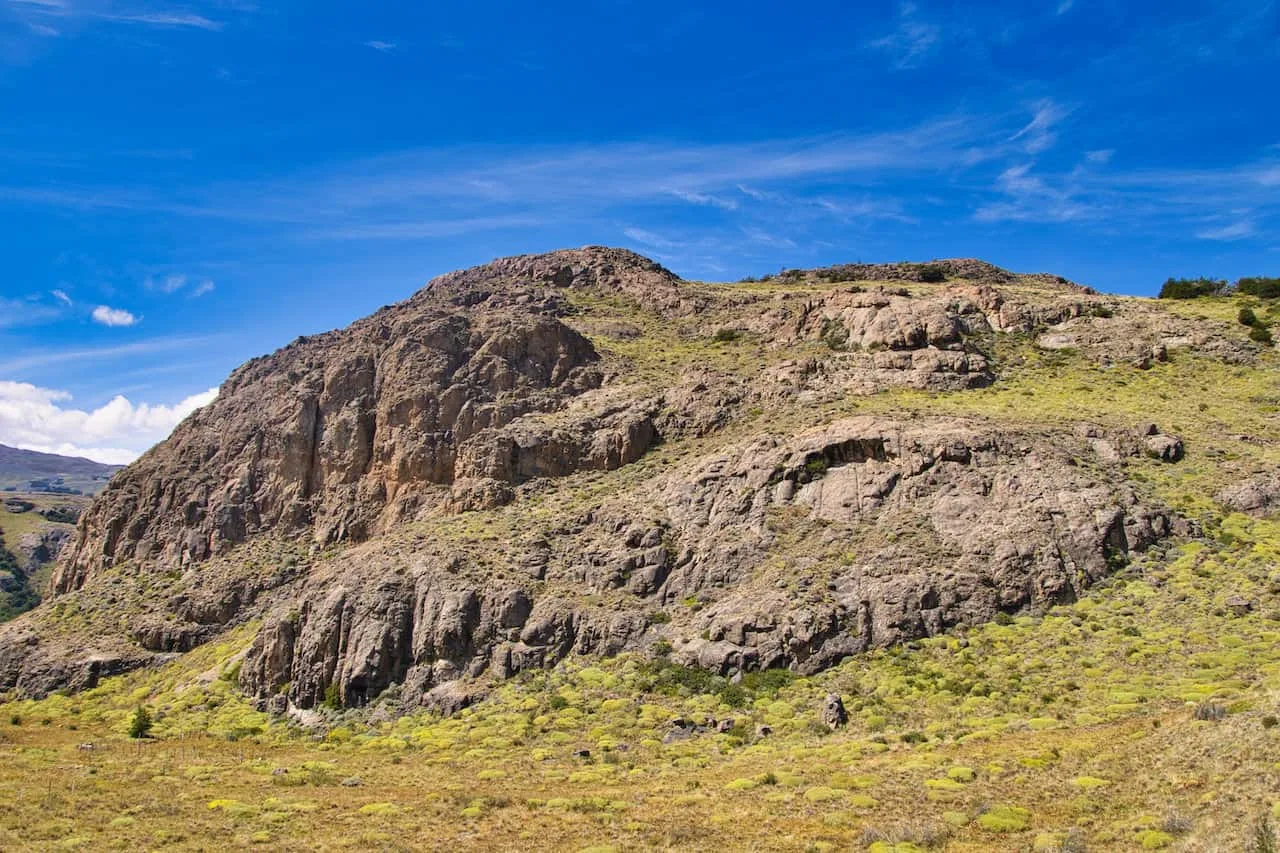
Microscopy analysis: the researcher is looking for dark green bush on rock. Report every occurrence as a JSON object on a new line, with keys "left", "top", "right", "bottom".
{"left": 919, "top": 264, "right": 946, "bottom": 283}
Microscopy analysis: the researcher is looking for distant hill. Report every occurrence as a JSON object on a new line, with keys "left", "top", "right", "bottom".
{"left": 0, "top": 444, "right": 122, "bottom": 495}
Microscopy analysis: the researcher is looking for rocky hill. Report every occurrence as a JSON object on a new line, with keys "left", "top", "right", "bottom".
{"left": 0, "top": 247, "right": 1258, "bottom": 711}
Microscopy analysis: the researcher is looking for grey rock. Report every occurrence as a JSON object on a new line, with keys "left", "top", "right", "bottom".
{"left": 1144, "top": 434, "right": 1184, "bottom": 463}
{"left": 1218, "top": 472, "right": 1280, "bottom": 516}
{"left": 821, "top": 693, "right": 848, "bottom": 730}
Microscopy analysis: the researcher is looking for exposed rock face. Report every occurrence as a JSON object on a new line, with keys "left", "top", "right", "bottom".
{"left": 0, "top": 247, "right": 1211, "bottom": 705}
{"left": 232, "top": 415, "right": 1171, "bottom": 710}
{"left": 54, "top": 249, "right": 675, "bottom": 593}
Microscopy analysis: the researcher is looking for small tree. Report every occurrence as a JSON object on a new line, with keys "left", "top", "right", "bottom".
{"left": 128, "top": 705, "right": 153, "bottom": 739}
{"left": 1250, "top": 325, "right": 1274, "bottom": 346}
{"left": 1239, "top": 306, "right": 1258, "bottom": 326}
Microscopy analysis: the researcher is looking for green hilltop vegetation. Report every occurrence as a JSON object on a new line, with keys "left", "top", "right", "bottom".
{"left": 3, "top": 265, "right": 1280, "bottom": 851}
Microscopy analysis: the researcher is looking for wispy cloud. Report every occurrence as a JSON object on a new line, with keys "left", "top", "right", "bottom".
{"left": 148, "top": 273, "right": 187, "bottom": 293}
{"left": 666, "top": 188, "right": 738, "bottom": 210}
{"left": 141, "top": 272, "right": 215, "bottom": 296}
{"left": 5, "top": 0, "right": 226, "bottom": 30}
{"left": 0, "top": 335, "right": 221, "bottom": 374}
{"left": 1010, "top": 99, "right": 1070, "bottom": 154}
{"left": 622, "top": 227, "right": 680, "bottom": 251}
{"left": 869, "top": 2, "right": 942, "bottom": 70}
{"left": 50, "top": 289, "right": 72, "bottom": 306}
{"left": 741, "top": 226, "right": 797, "bottom": 249}
{"left": 0, "top": 297, "right": 63, "bottom": 329}
{"left": 95, "top": 10, "right": 221, "bottom": 29}
{"left": 363, "top": 40, "right": 396, "bottom": 53}
{"left": 1196, "top": 221, "right": 1255, "bottom": 241}
{"left": 91, "top": 305, "right": 138, "bottom": 327}
{"left": 1056, "top": 0, "right": 1074, "bottom": 14}
{"left": 3, "top": 103, "right": 1275, "bottom": 251}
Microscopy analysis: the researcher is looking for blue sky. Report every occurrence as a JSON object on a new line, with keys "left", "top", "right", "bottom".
{"left": 0, "top": 0, "right": 1278, "bottom": 462}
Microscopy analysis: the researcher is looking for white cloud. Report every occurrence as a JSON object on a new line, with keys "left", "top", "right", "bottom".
{"left": 190, "top": 279, "right": 215, "bottom": 297}
{"left": 51, "top": 288, "right": 72, "bottom": 305}
{"left": 0, "top": 381, "right": 218, "bottom": 464}
{"left": 1196, "top": 221, "right": 1255, "bottom": 241}
{"left": 364, "top": 40, "right": 396, "bottom": 52}
{"left": 91, "top": 305, "right": 138, "bottom": 327}
{"left": 1085, "top": 149, "right": 1115, "bottom": 164}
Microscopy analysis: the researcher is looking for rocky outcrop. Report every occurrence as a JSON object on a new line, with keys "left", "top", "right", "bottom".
{"left": 231, "top": 415, "right": 1173, "bottom": 711}
{"left": 0, "top": 247, "right": 1215, "bottom": 705}
{"left": 53, "top": 249, "right": 681, "bottom": 594}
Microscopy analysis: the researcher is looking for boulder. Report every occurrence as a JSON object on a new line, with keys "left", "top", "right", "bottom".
{"left": 821, "top": 693, "right": 848, "bottom": 729}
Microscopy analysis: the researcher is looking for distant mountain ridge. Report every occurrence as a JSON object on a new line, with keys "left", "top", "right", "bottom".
{"left": 0, "top": 444, "right": 122, "bottom": 494}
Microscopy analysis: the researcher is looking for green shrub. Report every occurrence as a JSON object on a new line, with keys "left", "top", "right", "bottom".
{"left": 322, "top": 683, "right": 341, "bottom": 709}
{"left": 1158, "top": 277, "right": 1227, "bottom": 299}
{"left": 718, "top": 684, "right": 748, "bottom": 708}
{"left": 1238, "top": 277, "right": 1280, "bottom": 299}
{"left": 740, "top": 668, "right": 795, "bottom": 696}
{"left": 977, "top": 805, "right": 1031, "bottom": 832}
{"left": 919, "top": 264, "right": 946, "bottom": 283}
{"left": 1250, "top": 325, "right": 1274, "bottom": 346}
{"left": 1135, "top": 829, "right": 1175, "bottom": 849}
{"left": 128, "top": 705, "right": 153, "bottom": 739}
{"left": 1239, "top": 306, "right": 1259, "bottom": 327}
{"left": 712, "top": 328, "right": 742, "bottom": 343}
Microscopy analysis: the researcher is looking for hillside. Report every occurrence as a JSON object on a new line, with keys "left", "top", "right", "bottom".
{"left": 0, "top": 443, "right": 122, "bottom": 495}
{"left": 1, "top": 247, "right": 1278, "bottom": 851}
{"left": 0, "top": 491, "right": 90, "bottom": 622}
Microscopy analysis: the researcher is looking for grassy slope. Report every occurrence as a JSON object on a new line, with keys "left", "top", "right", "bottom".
{"left": 2, "top": 289, "right": 1279, "bottom": 851}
